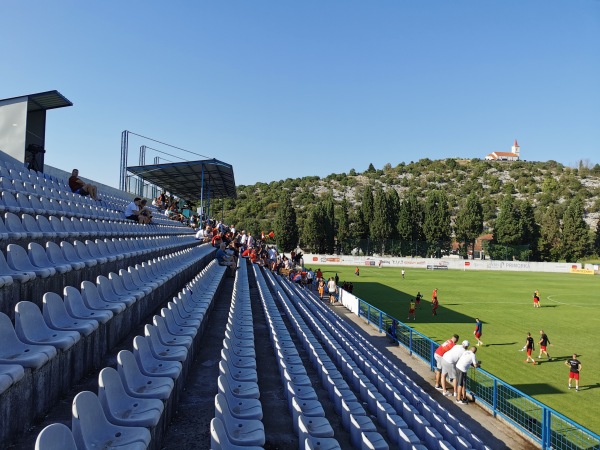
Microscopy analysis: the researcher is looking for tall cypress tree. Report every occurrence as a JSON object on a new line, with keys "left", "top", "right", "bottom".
{"left": 561, "top": 197, "right": 590, "bottom": 261}
{"left": 454, "top": 193, "right": 483, "bottom": 258}
{"left": 324, "top": 190, "right": 335, "bottom": 254}
{"left": 494, "top": 195, "right": 521, "bottom": 245}
{"left": 371, "top": 186, "right": 393, "bottom": 241}
{"left": 423, "top": 190, "right": 451, "bottom": 257}
{"left": 361, "top": 186, "right": 374, "bottom": 237}
{"left": 301, "top": 205, "right": 323, "bottom": 253}
{"left": 274, "top": 192, "right": 299, "bottom": 252}
{"left": 387, "top": 188, "right": 401, "bottom": 239}
{"left": 537, "top": 204, "right": 562, "bottom": 261}
{"left": 337, "top": 197, "right": 351, "bottom": 254}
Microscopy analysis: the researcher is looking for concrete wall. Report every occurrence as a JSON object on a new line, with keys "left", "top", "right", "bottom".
{"left": 304, "top": 254, "right": 583, "bottom": 274}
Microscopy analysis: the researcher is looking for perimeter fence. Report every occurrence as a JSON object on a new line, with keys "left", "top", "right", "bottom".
{"left": 358, "top": 300, "right": 600, "bottom": 450}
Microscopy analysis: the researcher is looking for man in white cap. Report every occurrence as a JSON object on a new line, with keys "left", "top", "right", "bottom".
{"left": 440, "top": 340, "right": 470, "bottom": 397}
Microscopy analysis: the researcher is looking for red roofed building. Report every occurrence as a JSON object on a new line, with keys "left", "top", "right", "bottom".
{"left": 485, "top": 140, "right": 520, "bottom": 161}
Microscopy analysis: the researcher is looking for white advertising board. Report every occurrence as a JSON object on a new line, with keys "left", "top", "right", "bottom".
{"left": 304, "top": 254, "right": 581, "bottom": 274}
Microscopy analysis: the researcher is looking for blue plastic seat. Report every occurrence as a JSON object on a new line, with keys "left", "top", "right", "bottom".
{"left": 7, "top": 244, "right": 56, "bottom": 278}
{"left": 0, "top": 312, "right": 57, "bottom": 369}
{"left": 15, "top": 301, "right": 81, "bottom": 351}
{"left": 116, "top": 350, "right": 174, "bottom": 400}
{"left": 29, "top": 242, "right": 72, "bottom": 274}
{"left": 63, "top": 286, "right": 113, "bottom": 324}
{"left": 43, "top": 292, "right": 98, "bottom": 337}
{"left": 132, "top": 335, "right": 182, "bottom": 379}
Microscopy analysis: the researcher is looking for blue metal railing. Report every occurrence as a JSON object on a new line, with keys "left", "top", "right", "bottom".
{"left": 358, "top": 299, "right": 600, "bottom": 450}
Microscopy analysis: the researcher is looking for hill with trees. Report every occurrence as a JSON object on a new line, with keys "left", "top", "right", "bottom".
{"left": 214, "top": 158, "right": 600, "bottom": 262}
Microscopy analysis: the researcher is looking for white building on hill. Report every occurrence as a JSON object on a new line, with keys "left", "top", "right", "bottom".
{"left": 485, "top": 140, "right": 520, "bottom": 161}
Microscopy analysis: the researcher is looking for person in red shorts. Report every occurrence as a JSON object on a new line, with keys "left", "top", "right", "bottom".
{"left": 566, "top": 354, "right": 582, "bottom": 391}
{"left": 538, "top": 330, "right": 552, "bottom": 360}
{"left": 532, "top": 292, "right": 541, "bottom": 308}
{"left": 473, "top": 318, "right": 484, "bottom": 346}
{"left": 524, "top": 332, "right": 536, "bottom": 364}
{"left": 434, "top": 334, "right": 459, "bottom": 390}
{"left": 431, "top": 296, "right": 439, "bottom": 316}
{"left": 407, "top": 300, "right": 416, "bottom": 321}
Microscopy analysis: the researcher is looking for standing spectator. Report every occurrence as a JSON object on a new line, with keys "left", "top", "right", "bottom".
{"left": 247, "top": 232, "right": 255, "bottom": 250}
{"left": 473, "top": 318, "right": 484, "bottom": 346}
{"left": 434, "top": 334, "right": 459, "bottom": 390}
{"left": 538, "top": 330, "right": 553, "bottom": 360}
{"left": 68, "top": 169, "right": 99, "bottom": 200}
{"left": 316, "top": 268, "right": 323, "bottom": 281}
{"left": 441, "top": 340, "right": 470, "bottom": 397}
{"left": 524, "top": 332, "right": 536, "bottom": 364}
{"left": 317, "top": 278, "right": 325, "bottom": 299}
{"left": 327, "top": 277, "right": 337, "bottom": 305}
{"left": 455, "top": 346, "right": 480, "bottom": 404}
{"left": 566, "top": 354, "right": 582, "bottom": 391}
{"left": 306, "top": 268, "right": 314, "bottom": 289}
{"left": 401, "top": 269, "right": 405, "bottom": 279}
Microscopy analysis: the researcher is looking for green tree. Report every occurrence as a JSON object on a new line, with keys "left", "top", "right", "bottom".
{"left": 561, "top": 197, "right": 590, "bottom": 261}
{"left": 386, "top": 188, "right": 401, "bottom": 239}
{"left": 323, "top": 190, "right": 335, "bottom": 254}
{"left": 594, "top": 219, "right": 600, "bottom": 256}
{"left": 274, "top": 192, "right": 299, "bottom": 252}
{"left": 337, "top": 198, "right": 351, "bottom": 254}
{"left": 422, "top": 190, "right": 451, "bottom": 257}
{"left": 494, "top": 196, "right": 521, "bottom": 245}
{"left": 537, "top": 204, "right": 562, "bottom": 261}
{"left": 454, "top": 193, "right": 483, "bottom": 259}
{"left": 371, "top": 187, "right": 393, "bottom": 254}
{"left": 517, "top": 200, "right": 539, "bottom": 260}
{"left": 301, "top": 204, "right": 325, "bottom": 253}
{"left": 361, "top": 186, "right": 374, "bottom": 237}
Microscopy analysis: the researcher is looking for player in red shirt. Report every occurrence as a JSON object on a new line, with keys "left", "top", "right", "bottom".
{"left": 434, "top": 334, "right": 459, "bottom": 389}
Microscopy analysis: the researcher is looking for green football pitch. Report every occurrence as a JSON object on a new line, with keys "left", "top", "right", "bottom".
{"left": 319, "top": 265, "right": 600, "bottom": 434}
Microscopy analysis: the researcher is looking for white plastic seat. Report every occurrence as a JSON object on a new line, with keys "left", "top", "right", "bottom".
{"left": 116, "top": 350, "right": 174, "bottom": 400}
{"left": 0, "top": 250, "right": 35, "bottom": 282}
{"left": 15, "top": 193, "right": 36, "bottom": 215}
{"left": 63, "top": 286, "right": 113, "bottom": 324}
{"left": 219, "top": 359, "right": 258, "bottom": 383}
{"left": 218, "top": 374, "right": 260, "bottom": 400}
{"left": 221, "top": 347, "right": 257, "bottom": 370}
{"left": 100, "top": 239, "right": 124, "bottom": 259}
{"left": 81, "top": 280, "right": 126, "bottom": 314}
{"left": 154, "top": 313, "right": 196, "bottom": 339}
{"left": 43, "top": 292, "right": 98, "bottom": 337}
{"left": 46, "top": 241, "right": 83, "bottom": 271}
{"left": 20, "top": 213, "right": 44, "bottom": 238}
{"left": 29, "top": 242, "right": 72, "bottom": 274}
{"left": 3, "top": 212, "right": 27, "bottom": 239}
{"left": 0, "top": 312, "right": 57, "bottom": 368}
{"left": 34, "top": 423, "right": 78, "bottom": 450}
{"left": 133, "top": 265, "right": 159, "bottom": 289}
{"left": 95, "top": 239, "right": 121, "bottom": 261}
{"left": 120, "top": 268, "right": 152, "bottom": 295}
{"left": 47, "top": 215, "right": 73, "bottom": 238}
{"left": 161, "top": 306, "right": 200, "bottom": 329}
{"left": 72, "top": 391, "right": 151, "bottom": 450}
{"left": 97, "top": 275, "right": 136, "bottom": 307}
{"left": 36, "top": 215, "right": 62, "bottom": 238}
{"left": 215, "top": 394, "right": 265, "bottom": 447}
{"left": 58, "top": 216, "right": 81, "bottom": 237}
{"left": 132, "top": 335, "right": 182, "bottom": 379}
{"left": 0, "top": 177, "right": 18, "bottom": 195}
{"left": 145, "top": 322, "right": 192, "bottom": 350}
{"left": 210, "top": 417, "right": 264, "bottom": 450}
{"left": 0, "top": 363, "right": 25, "bottom": 395}
{"left": 61, "top": 241, "right": 96, "bottom": 268}
{"left": 7, "top": 243, "right": 56, "bottom": 278}
{"left": 15, "top": 301, "right": 81, "bottom": 351}
{"left": 74, "top": 240, "right": 106, "bottom": 265}
{"left": 98, "top": 367, "right": 163, "bottom": 427}
{"left": 1, "top": 191, "right": 21, "bottom": 213}
{"left": 29, "top": 195, "right": 48, "bottom": 215}
{"left": 109, "top": 271, "right": 145, "bottom": 300}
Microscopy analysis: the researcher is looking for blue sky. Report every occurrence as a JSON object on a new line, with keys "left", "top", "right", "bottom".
{"left": 2, "top": 1, "right": 599, "bottom": 188}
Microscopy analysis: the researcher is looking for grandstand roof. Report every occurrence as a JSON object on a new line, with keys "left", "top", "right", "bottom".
{"left": 126, "top": 158, "right": 237, "bottom": 201}
{"left": 0, "top": 90, "right": 73, "bottom": 111}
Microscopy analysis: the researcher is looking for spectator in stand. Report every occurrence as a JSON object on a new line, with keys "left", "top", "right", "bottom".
{"left": 216, "top": 242, "right": 236, "bottom": 277}
{"left": 441, "top": 340, "right": 470, "bottom": 397}
{"left": 327, "top": 277, "right": 338, "bottom": 305}
{"left": 125, "top": 198, "right": 150, "bottom": 224}
{"left": 211, "top": 233, "right": 223, "bottom": 248}
{"left": 455, "top": 346, "right": 480, "bottom": 404}
{"left": 318, "top": 278, "right": 325, "bottom": 299}
{"left": 316, "top": 268, "right": 323, "bottom": 281}
{"left": 68, "top": 169, "right": 99, "bottom": 200}
{"left": 239, "top": 230, "right": 248, "bottom": 250}
{"left": 247, "top": 232, "right": 255, "bottom": 250}
{"left": 139, "top": 199, "right": 153, "bottom": 224}
{"left": 306, "top": 268, "right": 314, "bottom": 289}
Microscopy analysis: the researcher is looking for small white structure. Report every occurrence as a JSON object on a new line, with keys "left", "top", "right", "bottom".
{"left": 485, "top": 140, "right": 520, "bottom": 161}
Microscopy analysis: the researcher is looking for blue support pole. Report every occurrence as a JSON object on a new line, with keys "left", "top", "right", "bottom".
{"left": 409, "top": 329, "right": 413, "bottom": 355}
{"left": 493, "top": 379, "right": 498, "bottom": 417}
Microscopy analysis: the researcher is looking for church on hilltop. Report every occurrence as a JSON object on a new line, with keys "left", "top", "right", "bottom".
{"left": 485, "top": 140, "right": 520, "bottom": 161}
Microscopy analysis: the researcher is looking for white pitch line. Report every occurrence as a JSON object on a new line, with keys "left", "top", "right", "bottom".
{"left": 546, "top": 295, "right": 600, "bottom": 309}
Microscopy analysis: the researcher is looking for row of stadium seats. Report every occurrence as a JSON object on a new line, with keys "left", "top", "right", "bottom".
{"left": 33, "top": 259, "right": 227, "bottom": 450}
{"left": 253, "top": 265, "right": 342, "bottom": 450}
{"left": 0, "top": 212, "right": 192, "bottom": 245}
{"left": 0, "top": 235, "right": 201, "bottom": 317}
{"left": 211, "top": 258, "right": 265, "bottom": 449}
{"left": 274, "top": 273, "right": 491, "bottom": 450}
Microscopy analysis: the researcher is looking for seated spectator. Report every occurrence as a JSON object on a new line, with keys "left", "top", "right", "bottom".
{"left": 216, "top": 242, "right": 236, "bottom": 277}
{"left": 68, "top": 169, "right": 99, "bottom": 200}
{"left": 139, "top": 199, "right": 153, "bottom": 223}
{"left": 124, "top": 197, "right": 150, "bottom": 224}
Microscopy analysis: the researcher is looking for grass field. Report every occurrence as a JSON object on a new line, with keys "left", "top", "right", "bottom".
{"left": 319, "top": 265, "right": 600, "bottom": 434}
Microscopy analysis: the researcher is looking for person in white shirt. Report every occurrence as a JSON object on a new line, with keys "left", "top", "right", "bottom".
{"left": 441, "top": 340, "right": 470, "bottom": 396}
{"left": 125, "top": 198, "right": 150, "bottom": 224}
{"left": 455, "top": 347, "right": 480, "bottom": 404}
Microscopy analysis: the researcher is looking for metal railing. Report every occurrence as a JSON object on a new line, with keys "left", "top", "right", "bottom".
{"left": 358, "top": 299, "right": 600, "bottom": 450}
